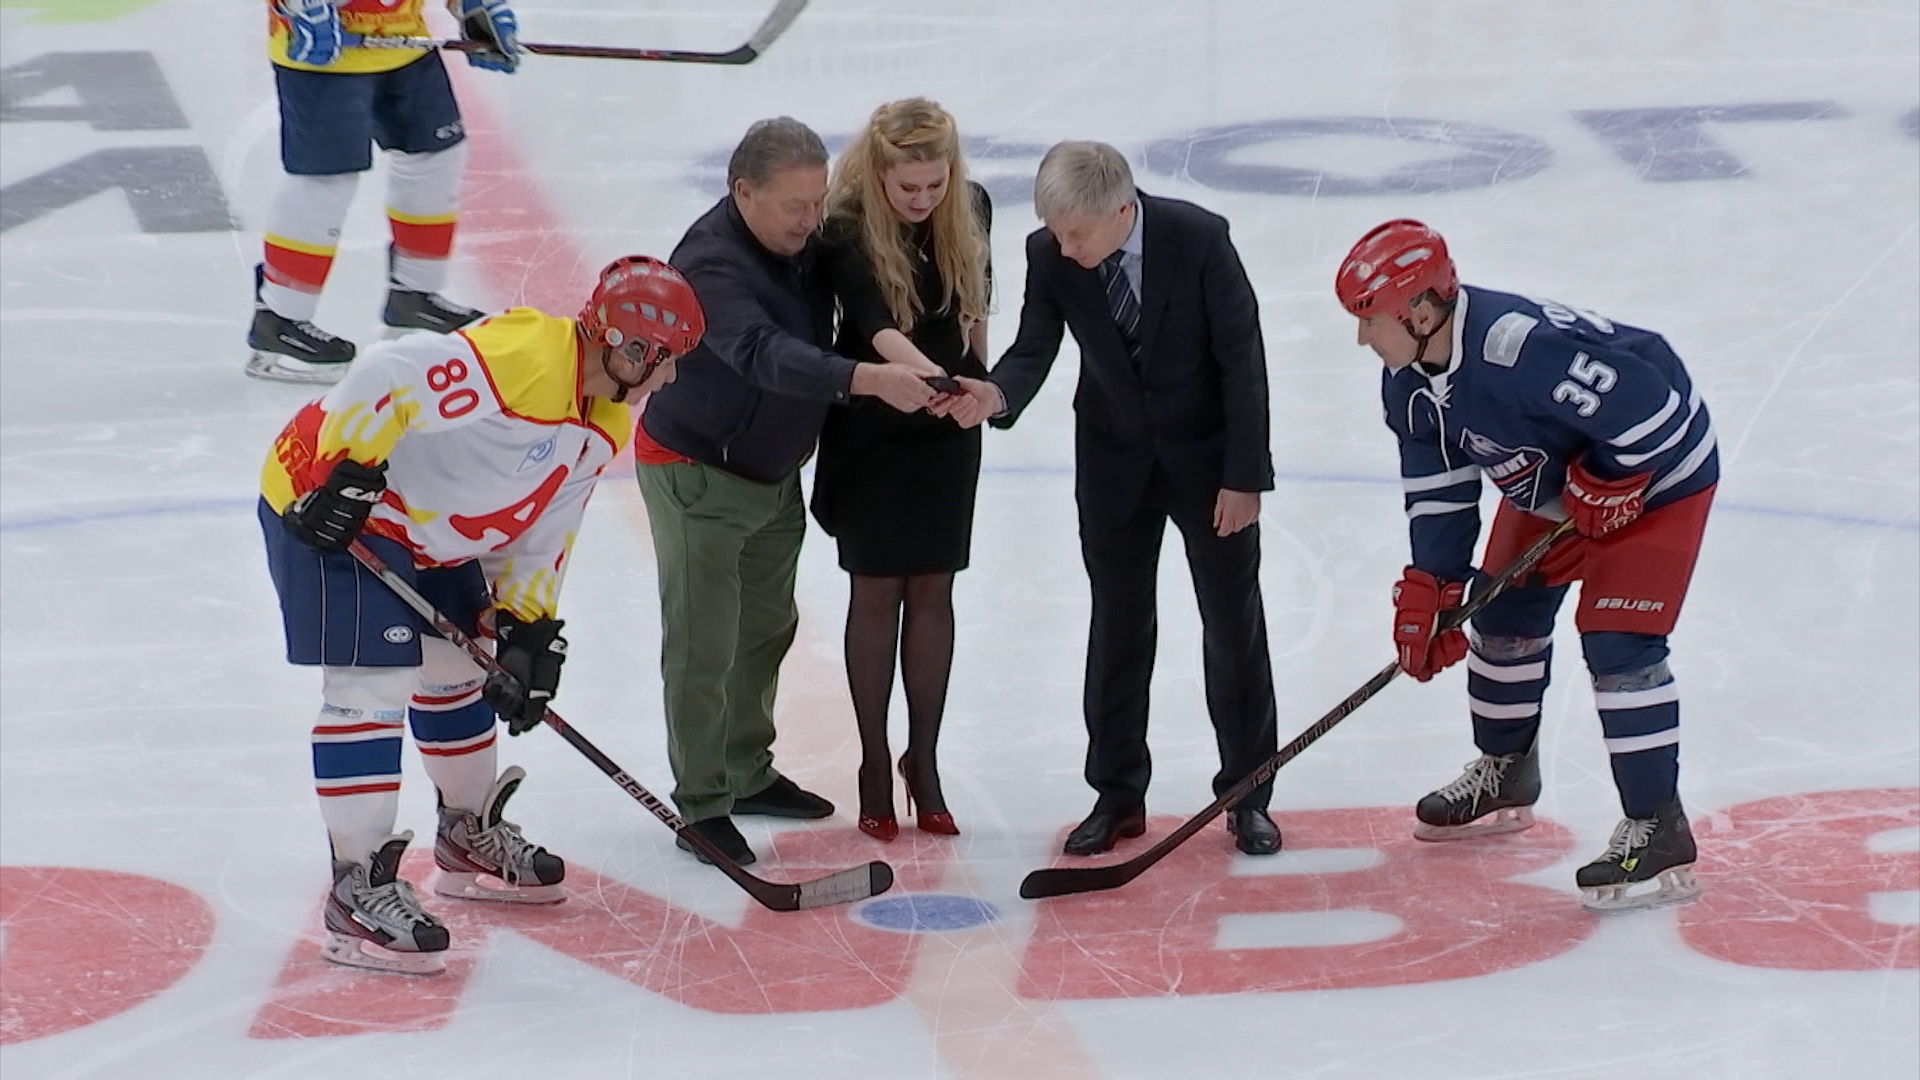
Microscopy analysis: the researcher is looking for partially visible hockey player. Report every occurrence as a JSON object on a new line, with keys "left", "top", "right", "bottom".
{"left": 249, "top": 0, "right": 522, "bottom": 383}
{"left": 258, "top": 256, "right": 705, "bottom": 973}
{"left": 1335, "top": 220, "right": 1718, "bottom": 912}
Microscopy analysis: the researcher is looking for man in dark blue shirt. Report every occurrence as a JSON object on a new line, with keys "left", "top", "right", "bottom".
{"left": 1336, "top": 219, "right": 1719, "bottom": 913}
{"left": 635, "top": 117, "right": 936, "bottom": 868}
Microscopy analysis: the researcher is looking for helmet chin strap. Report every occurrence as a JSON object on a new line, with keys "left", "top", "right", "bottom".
{"left": 1404, "top": 319, "right": 1440, "bottom": 367}
{"left": 601, "top": 343, "right": 667, "bottom": 403}
{"left": 1401, "top": 301, "right": 1456, "bottom": 370}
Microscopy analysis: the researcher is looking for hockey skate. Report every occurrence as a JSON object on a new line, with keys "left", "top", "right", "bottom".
{"left": 434, "top": 765, "right": 566, "bottom": 904}
{"left": 322, "top": 832, "right": 450, "bottom": 975}
{"left": 381, "top": 288, "right": 484, "bottom": 335}
{"left": 381, "top": 244, "right": 484, "bottom": 336}
{"left": 1576, "top": 800, "right": 1702, "bottom": 913}
{"left": 246, "top": 265, "right": 357, "bottom": 385}
{"left": 1412, "top": 740, "right": 1541, "bottom": 841}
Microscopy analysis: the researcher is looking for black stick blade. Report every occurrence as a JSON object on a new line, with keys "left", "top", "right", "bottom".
{"left": 785, "top": 861, "right": 895, "bottom": 911}
{"left": 1019, "top": 862, "right": 1139, "bottom": 900}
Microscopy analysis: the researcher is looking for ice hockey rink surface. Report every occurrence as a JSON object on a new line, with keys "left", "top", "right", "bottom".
{"left": 1, "top": 1, "right": 1915, "bottom": 1077}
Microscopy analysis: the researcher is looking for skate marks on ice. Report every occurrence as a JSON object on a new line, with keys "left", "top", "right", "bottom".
{"left": 1677, "top": 788, "right": 1918, "bottom": 972}
{"left": 0, "top": 867, "right": 215, "bottom": 1045}
{"left": 871, "top": 840, "right": 1106, "bottom": 1080}
{"left": 1013, "top": 790, "right": 1920, "bottom": 1004}
{"left": 444, "top": 64, "right": 596, "bottom": 319}
{"left": 1017, "top": 808, "right": 1594, "bottom": 1001}
{"left": 9, "top": 790, "right": 1906, "bottom": 1050}
{"left": 247, "top": 832, "right": 946, "bottom": 1038}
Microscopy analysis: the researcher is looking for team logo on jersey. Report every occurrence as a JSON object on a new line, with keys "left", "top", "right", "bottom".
{"left": 519, "top": 437, "right": 557, "bottom": 473}
{"left": 383, "top": 625, "right": 414, "bottom": 644}
{"left": 1460, "top": 428, "right": 1550, "bottom": 509}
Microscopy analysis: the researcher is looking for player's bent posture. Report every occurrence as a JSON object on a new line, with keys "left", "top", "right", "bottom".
{"left": 248, "top": 0, "right": 522, "bottom": 383}
{"left": 258, "top": 257, "right": 704, "bottom": 973}
{"left": 1336, "top": 220, "right": 1718, "bottom": 913}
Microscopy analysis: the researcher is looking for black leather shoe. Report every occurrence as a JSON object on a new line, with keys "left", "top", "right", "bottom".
{"left": 732, "top": 775, "right": 835, "bottom": 819}
{"left": 1063, "top": 806, "right": 1148, "bottom": 856}
{"left": 1227, "top": 809, "right": 1282, "bottom": 855}
{"left": 675, "top": 816, "right": 756, "bottom": 865}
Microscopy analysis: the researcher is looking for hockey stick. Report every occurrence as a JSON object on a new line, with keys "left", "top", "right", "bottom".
{"left": 1017, "top": 517, "right": 1579, "bottom": 901}
{"left": 353, "top": 0, "right": 808, "bottom": 64}
{"left": 345, "top": 537, "right": 893, "bottom": 912}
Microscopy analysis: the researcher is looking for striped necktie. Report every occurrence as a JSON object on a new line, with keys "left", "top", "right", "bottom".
{"left": 1101, "top": 250, "right": 1141, "bottom": 361}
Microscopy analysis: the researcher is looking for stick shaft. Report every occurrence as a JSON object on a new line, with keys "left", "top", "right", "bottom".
{"left": 341, "top": 538, "right": 888, "bottom": 910}
{"left": 354, "top": 0, "right": 809, "bottom": 64}
{"left": 1019, "top": 518, "right": 1578, "bottom": 900}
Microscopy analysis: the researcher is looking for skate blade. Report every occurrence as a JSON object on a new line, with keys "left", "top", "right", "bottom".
{"left": 245, "top": 351, "right": 350, "bottom": 385}
{"left": 1413, "top": 806, "right": 1536, "bottom": 842}
{"left": 433, "top": 869, "right": 565, "bottom": 905}
{"left": 321, "top": 932, "right": 447, "bottom": 975}
{"left": 1581, "top": 866, "right": 1701, "bottom": 913}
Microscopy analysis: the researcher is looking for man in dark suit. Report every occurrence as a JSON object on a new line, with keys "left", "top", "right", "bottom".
{"left": 948, "top": 140, "right": 1281, "bottom": 856}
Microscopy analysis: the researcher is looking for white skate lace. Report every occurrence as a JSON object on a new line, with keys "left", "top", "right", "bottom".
{"left": 467, "top": 818, "right": 543, "bottom": 883}
{"left": 1601, "top": 816, "right": 1658, "bottom": 861}
{"left": 356, "top": 876, "right": 435, "bottom": 929}
{"left": 1432, "top": 755, "right": 1508, "bottom": 804}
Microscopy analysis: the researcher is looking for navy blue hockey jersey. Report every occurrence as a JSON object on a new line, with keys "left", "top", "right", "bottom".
{"left": 1384, "top": 285, "right": 1718, "bottom": 581}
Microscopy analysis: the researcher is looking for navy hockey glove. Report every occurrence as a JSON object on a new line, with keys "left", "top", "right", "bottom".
{"left": 280, "top": 0, "right": 345, "bottom": 67}
{"left": 448, "top": 0, "right": 521, "bottom": 72}
{"left": 485, "top": 612, "right": 566, "bottom": 735}
{"left": 1565, "top": 457, "right": 1651, "bottom": 538}
{"left": 283, "top": 459, "right": 387, "bottom": 552}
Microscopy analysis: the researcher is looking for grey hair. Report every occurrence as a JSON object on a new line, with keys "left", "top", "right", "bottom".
{"left": 1032, "top": 140, "right": 1136, "bottom": 222}
{"left": 727, "top": 117, "right": 829, "bottom": 189}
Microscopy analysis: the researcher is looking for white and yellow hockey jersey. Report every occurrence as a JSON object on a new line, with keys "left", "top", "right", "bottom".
{"left": 261, "top": 308, "right": 633, "bottom": 621}
{"left": 266, "top": 0, "right": 431, "bottom": 74}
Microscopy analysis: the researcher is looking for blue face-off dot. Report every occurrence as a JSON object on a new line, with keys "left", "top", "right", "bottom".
{"left": 852, "top": 894, "right": 1001, "bottom": 933}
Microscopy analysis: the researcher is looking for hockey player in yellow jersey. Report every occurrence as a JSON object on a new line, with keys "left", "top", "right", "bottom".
{"left": 258, "top": 256, "right": 705, "bottom": 974}
{"left": 249, "top": 0, "right": 522, "bottom": 383}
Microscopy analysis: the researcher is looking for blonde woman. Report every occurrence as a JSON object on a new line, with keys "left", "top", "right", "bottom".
{"left": 811, "top": 98, "right": 992, "bottom": 841}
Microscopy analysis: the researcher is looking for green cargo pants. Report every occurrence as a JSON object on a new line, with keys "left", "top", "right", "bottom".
{"left": 636, "top": 459, "right": 805, "bottom": 822}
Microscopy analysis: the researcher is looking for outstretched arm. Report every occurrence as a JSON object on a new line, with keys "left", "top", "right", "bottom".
{"left": 680, "top": 252, "right": 859, "bottom": 403}
{"left": 984, "top": 232, "right": 1067, "bottom": 428}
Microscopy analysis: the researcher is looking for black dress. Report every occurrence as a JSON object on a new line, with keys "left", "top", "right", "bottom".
{"left": 811, "top": 183, "right": 992, "bottom": 576}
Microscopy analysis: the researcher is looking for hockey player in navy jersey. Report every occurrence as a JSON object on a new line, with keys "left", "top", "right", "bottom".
{"left": 1335, "top": 219, "right": 1718, "bottom": 912}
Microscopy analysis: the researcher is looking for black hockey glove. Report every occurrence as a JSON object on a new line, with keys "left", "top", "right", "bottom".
{"left": 484, "top": 612, "right": 567, "bottom": 735}
{"left": 283, "top": 459, "right": 388, "bottom": 552}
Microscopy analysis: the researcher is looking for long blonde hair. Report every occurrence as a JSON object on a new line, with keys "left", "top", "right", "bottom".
{"left": 826, "top": 98, "right": 989, "bottom": 329}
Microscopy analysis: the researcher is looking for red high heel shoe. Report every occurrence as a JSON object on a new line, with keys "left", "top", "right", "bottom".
{"left": 899, "top": 756, "right": 960, "bottom": 836}
{"left": 856, "top": 760, "right": 898, "bottom": 841}
{"left": 858, "top": 813, "right": 899, "bottom": 842}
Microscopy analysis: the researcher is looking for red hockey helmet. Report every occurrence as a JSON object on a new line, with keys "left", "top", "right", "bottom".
{"left": 579, "top": 255, "right": 705, "bottom": 358}
{"left": 1335, "top": 219, "right": 1458, "bottom": 319}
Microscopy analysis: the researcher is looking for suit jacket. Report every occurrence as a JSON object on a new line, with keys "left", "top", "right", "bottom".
{"left": 987, "top": 193, "right": 1273, "bottom": 519}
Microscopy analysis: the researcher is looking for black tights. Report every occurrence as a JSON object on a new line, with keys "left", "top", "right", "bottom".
{"left": 845, "top": 572, "right": 955, "bottom": 817}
